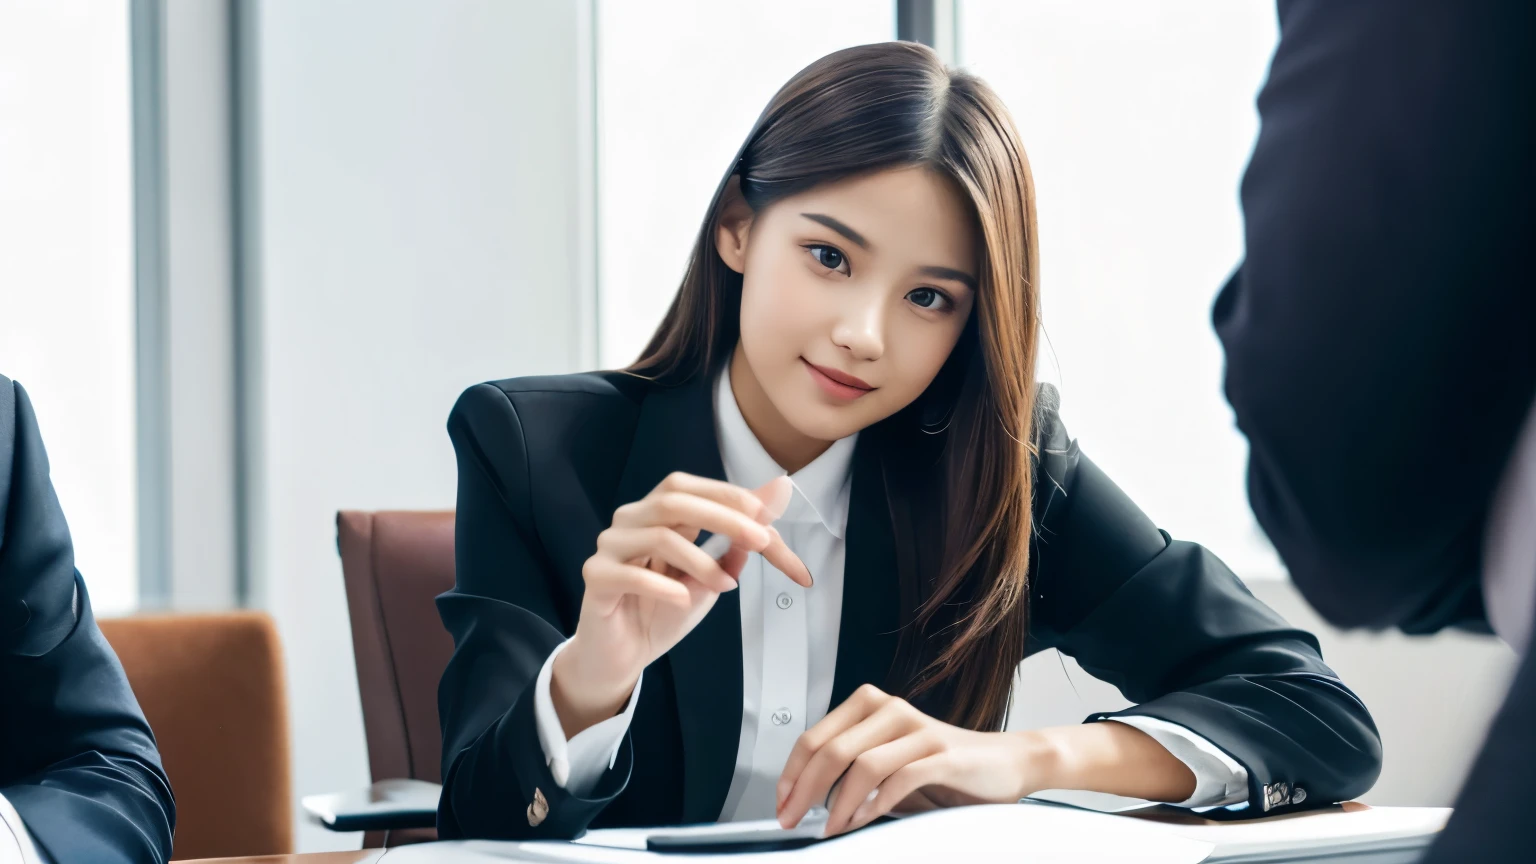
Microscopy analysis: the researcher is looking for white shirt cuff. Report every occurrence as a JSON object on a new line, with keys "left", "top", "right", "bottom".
{"left": 0, "top": 791, "right": 48, "bottom": 864}
{"left": 1111, "top": 716, "right": 1250, "bottom": 809}
{"left": 533, "top": 639, "right": 641, "bottom": 798}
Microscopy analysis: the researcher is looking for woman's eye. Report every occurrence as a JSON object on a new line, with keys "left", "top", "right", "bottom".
{"left": 908, "top": 287, "right": 951, "bottom": 311}
{"left": 807, "top": 245, "right": 847, "bottom": 273}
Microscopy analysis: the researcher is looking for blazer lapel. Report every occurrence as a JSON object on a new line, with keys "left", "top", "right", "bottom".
{"left": 611, "top": 373, "right": 743, "bottom": 824}
{"left": 829, "top": 435, "right": 904, "bottom": 709}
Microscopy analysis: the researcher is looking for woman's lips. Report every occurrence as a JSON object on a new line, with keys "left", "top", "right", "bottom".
{"left": 803, "top": 359, "right": 875, "bottom": 401}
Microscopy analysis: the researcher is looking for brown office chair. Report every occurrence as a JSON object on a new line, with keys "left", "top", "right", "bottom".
{"left": 335, "top": 510, "right": 457, "bottom": 848}
{"left": 99, "top": 611, "right": 292, "bottom": 861}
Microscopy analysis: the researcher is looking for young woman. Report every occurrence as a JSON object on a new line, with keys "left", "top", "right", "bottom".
{"left": 435, "top": 42, "right": 1381, "bottom": 842}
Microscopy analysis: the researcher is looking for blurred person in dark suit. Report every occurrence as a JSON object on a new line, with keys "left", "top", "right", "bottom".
{"left": 0, "top": 374, "right": 175, "bottom": 864}
{"left": 1215, "top": 1, "right": 1534, "bottom": 861}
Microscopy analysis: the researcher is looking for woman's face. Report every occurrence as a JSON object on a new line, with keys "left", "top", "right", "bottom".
{"left": 717, "top": 166, "right": 979, "bottom": 444}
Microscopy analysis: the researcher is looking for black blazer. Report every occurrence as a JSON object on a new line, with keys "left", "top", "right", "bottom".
{"left": 1214, "top": 2, "right": 1534, "bottom": 860}
{"left": 0, "top": 377, "right": 175, "bottom": 864}
{"left": 436, "top": 370, "right": 1381, "bottom": 840}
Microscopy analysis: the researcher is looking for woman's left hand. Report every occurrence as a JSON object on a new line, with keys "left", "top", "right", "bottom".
{"left": 775, "top": 684, "right": 1057, "bottom": 836}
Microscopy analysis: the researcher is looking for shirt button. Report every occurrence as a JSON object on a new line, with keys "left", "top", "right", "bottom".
{"left": 776, "top": 593, "right": 793, "bottom": 609}
{"left": 771, "top": 708, "right": 793, "bottom": 726}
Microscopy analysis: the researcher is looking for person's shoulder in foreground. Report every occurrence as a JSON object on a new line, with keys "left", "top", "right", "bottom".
{"left": 0, "top": 374, "right": 176, "bottom": 864}
{"left": 1215, "top": 2, "right": 1533, "bottom": 862}
{"left": 1214, "top": 0, "right": 1536, "bottom": 634}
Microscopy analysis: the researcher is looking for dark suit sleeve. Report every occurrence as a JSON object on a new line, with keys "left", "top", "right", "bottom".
{"left": 0, "top": 381, "right": 175, "bottom": 864}
{"left": 1029, "top": 411, "right": 1382, "bottom": 815}
{"left": 1212, "top": 0, "right": 1536, "bottom": 632}
{"left": 435, "top": 384, "right": 631, "bottom": 840}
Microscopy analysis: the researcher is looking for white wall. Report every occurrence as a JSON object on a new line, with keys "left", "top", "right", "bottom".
{"left": 0, "top": 0, "right": 138, "bottom": 614}
{"left": 245, "top": 0, "right": 592, "bottom": 850}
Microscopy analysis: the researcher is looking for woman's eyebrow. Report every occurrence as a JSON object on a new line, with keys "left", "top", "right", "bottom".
{"left": 801, "top": 212, "right": 975, "bottom": 289}
{"left": 800, "top": 213, "right": 870, "bottom": 250}
{"left": 918, "top": 265, "right": 978, "bottom": 291}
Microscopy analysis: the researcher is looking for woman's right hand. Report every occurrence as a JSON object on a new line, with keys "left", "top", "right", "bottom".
{"left": 551, "top": 471, "right": 810, "bottom": 738}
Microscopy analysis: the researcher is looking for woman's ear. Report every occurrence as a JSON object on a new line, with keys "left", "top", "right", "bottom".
{"left": 715, "top": 174, "right": 753, "bottom": 274}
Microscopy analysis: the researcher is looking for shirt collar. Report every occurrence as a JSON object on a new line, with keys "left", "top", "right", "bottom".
{"left": 713, "top": 360, "right": 857, "bottom": 539}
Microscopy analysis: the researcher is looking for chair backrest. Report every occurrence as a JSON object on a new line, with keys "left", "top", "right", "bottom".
{"left": 99, "top": 611, "right": 292, "bottom": 861}
{"left": 335, "top": 510, "right": 456, "bottom": 789}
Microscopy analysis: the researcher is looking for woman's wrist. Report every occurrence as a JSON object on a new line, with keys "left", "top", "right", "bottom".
{"left": 1007, "top": 728, "right": 1068, "bottom": 800}
{"left": 1013, "top": 722, "right": 1197, "bottom": 803}
{"left": 550, "top": 636, "right": 641, "bottom": 739}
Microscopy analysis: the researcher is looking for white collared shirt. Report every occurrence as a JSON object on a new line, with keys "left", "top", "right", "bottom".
{"left": 711, "top": 361, "right": 856, "bottom": 821}
{"left": 0, "top": 792, "right": 47, "bottom": 864}
{"left": 532, "top": 364, "right": 1248, "bottom": 816}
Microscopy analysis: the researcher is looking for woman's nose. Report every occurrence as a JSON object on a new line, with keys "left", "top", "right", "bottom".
{"left": 831, "top": 295, "right": 885, "bottom": 362}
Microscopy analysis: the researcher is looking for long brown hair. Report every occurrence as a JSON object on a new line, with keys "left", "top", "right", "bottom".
{"left": 629, "top": 42, "right": 1041, "bottom": 732}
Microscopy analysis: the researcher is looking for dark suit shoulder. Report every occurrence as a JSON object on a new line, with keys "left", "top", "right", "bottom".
{"left": 449, "top": 371, "right": 650, "bottom": 530}
{"left": 450, "top": 370, "right": 648, "bottom": 458}
{"left": 484, "top": 369, "right": 648, "bottom": 402}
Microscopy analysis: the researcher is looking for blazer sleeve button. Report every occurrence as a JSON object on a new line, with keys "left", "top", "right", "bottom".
{"left": 527, "top": 787, "right": 549, "bottom": 827}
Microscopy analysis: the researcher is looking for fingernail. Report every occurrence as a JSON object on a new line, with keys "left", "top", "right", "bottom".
{"left": 850, "top": 804, "right": 869, "bottom": 828}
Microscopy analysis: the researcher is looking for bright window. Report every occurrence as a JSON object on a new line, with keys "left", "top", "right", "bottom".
{"left": 960, "top": 0, "right": 1283, "bottom": 578}
{"left": 0, "top": 0, "right": 139, "bottom": 612}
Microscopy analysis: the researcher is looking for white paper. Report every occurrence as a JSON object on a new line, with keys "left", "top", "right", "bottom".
{"left": 378, "top": 804, "right": 1213, "bottom": 864}
{"left": 377, "top": 805, "right": 1449, "bottom": 864}
{"left": 1158, "top": 806, "right": 1451, "bottom": 861}
{"left": 789, "top": 805, "right": 1213, "bottom": 864}
{"left": 1024, "top": 788, "right": 1166, "bottom": 814}
{"left": 380, "top": 839, "right": 742, "bottom": 864}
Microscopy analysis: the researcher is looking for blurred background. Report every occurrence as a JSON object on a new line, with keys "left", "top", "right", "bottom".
{"left": 0, "top": 0, "right": 1516, "bottom": 853}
